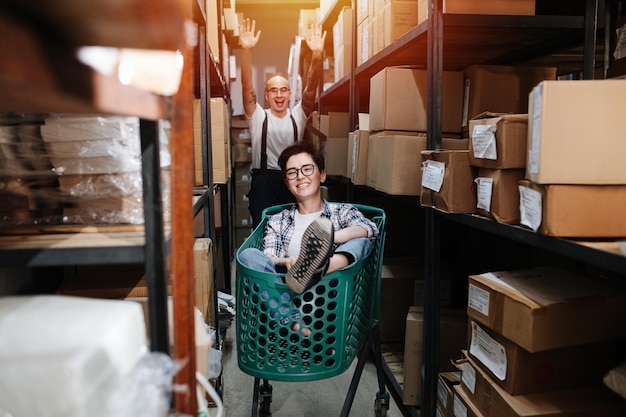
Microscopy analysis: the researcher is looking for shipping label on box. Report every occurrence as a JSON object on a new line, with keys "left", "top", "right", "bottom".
{"left": 467, "top": 266, "right": 626, "bottom": 352}
{"left": 475, "top": 168, "right": 524, "bottom": 224}
{"left": 421, "top": 150, "right": 477, "bottom": 213}
{"left": 469, "top": 112, "right": 528, "bottom": 169}
{"left": 436, "top": 372, "right": 461, "bottom": 417}
{"left": 519, "top": 180, "right": 626, "bottom": 237}
{"left": 527, "top": 79, "right": 626, "bottom": 184}
{"left": 457, "top": 351, "right": 625, "bottom": 417}
{"left": 468, "top": 320, "right": 617, "bottom": 395}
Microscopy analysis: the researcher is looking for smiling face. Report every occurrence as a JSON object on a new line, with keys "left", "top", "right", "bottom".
{"left": 265, "top": 76, "right": 291, "bottom": 117}
{"left": 284, "top": 151, "right": 326, "bottom": 202}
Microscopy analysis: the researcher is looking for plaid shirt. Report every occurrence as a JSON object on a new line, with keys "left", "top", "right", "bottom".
{"left": 262, "top": 200, "right": 379, "bottom": 258}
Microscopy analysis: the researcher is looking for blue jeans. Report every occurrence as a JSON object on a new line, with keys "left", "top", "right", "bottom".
{"left": 238, "top": 237, "right": 373, "bottom": 274}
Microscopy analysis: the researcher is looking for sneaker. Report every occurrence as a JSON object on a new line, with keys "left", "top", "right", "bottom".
{"left": 285, "top": 216, "right": 334, "bottom": 294}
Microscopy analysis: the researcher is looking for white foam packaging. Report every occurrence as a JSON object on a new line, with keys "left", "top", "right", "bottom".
{"left": 0, "top": 295, "right": 147, "bottom": 417}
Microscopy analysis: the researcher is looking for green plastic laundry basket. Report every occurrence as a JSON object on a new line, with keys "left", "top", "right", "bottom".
{"left": 236, "top": 204, "right": 386, "bottom": 382}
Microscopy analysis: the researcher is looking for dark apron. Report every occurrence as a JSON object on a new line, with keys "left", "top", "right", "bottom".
{"left": 249, "top": 112, "right": 298, "bottom": 228}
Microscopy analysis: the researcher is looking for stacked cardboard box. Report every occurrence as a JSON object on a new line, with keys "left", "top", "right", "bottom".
{"left": 233, "top": 165, "right": 252, "bottom": 229}
{"left": 468, "top": 112, "right": 527, "bottom": 223}
{"left": 420, "top": 149, "right": 476, "bottom": 213}
{"left": 418, "top": 0, "right": 536, "bottom": 26}
{"left": 230, "top": 115, "right": 253, "bottom": 241}
{"left": 193, "top": 98, "right": 231, "bottom": 186}
{"left": 519, "top": 79, "right": 626, "bottom": 238}
{"left": 333, "top": 7, "right": 352, "bottom": 82}
{"left": 452, "top": 266, "right": 626, "bottom": 416}
{"left": 402, "top": 307, "right": 468, "bottom": 406}
{"left": 320, "top": 112, "right": 351, "bottom": 177}
{"left": 462, "top": 65, "right": 557, "bottom": 133}
{"left": 366, "top": 66, "right": 467, "bottom": 196}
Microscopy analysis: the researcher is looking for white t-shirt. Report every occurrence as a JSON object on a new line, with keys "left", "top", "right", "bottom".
{"left": 247, "top": 102, "right": 308, "bottom": 170}
{"left": 287, "top": 210, "right": 323, "bottom": 257}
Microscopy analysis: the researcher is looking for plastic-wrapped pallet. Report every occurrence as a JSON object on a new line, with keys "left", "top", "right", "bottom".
{"left": 0, "top": 295, "right": 148, "bottom": 417}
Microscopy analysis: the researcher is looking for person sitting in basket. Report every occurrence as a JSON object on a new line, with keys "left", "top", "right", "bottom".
{"left": 238, "top": 141, "right": 379, "bottom": 295}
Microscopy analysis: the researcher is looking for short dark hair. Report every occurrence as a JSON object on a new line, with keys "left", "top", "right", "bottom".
{"left": 278, "top": 141, "right": 325, "bottom": 173}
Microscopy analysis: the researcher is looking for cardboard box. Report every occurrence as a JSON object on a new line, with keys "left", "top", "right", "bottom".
{"left": 333, "top": 6, "right": 353, "bottom": 53}
{"left": 527, "top": 79, "right": 626, "bottom": 184}
{"left": 369, "top": 67, "right": 463, "bottom": 133}
{"left": 298, "top": 8, "right": 319, "bottom": 38}
{"left": 357, "top": 0, "right": 369, "bottom": 24}
{"left": 379, "top": 264, "right": 417, "bottom": 342}
{"left": 365, "top": 132, "right": 380, "bottom": 188}
{"left": 381, "top": 0, "right": 419, "bottom": 48}
{"left": 234, "top": 226, "right": 252, "bottom": 248}
{"left": 325, "top": 136, "right": 349, "bottom": 176}
{"left": 357, "top": 20, "right": 370, "bottom": 66}
{"left": 451, "top": 385, "right": 484, "bottom": 417}
{"left": 419, "top": 0, "right": 535, "bottom": 25}
{"left": 457, "top": 353, "right": 625, "bottom": 417}
{"left": 320, "top": 112, "right": 350, "bottom": 138}
{"left": 232, "top": 143, "right": 252, "bottom": 163}
{"left": 469, "top": 112, "right": 528, "bottom": 169}
{"left": 444, "top": 0, "right": 534, "bottom": 15}
{"left": 420, "top": 150, "right": 477, "bottom": 213}
{"left": 58, "top": 239, "right": 215, "bottom": 328}
{"left": 403, "top": 307, "right": 468, "bottom": 405}
{"left": 519, "top": 180, "right": 626, "bottom": 237}
{"left": 468, "top": 320, "right": 617, "bottom": 395}
{"left": 194, "top": 98, "right": 230, "bottom": 185}
{"left": 467, "top": 266, "right": 626, "bottom": 352}
{"left": 334, "top": 44, "right": 351, "bottom": 82}
{"left": 376, "top": 134, "right": 426, "bottom": 195}
{"left": 437, "top": 372, "right": 461, "bottom": 417}
{"left": 234, "top": 205, "right": 252, "bottom": 227}
{"left": 370, "top": 133, "right": 465, "bottom": 193}
{"left": 475, "top": 168, "right": 525, "bottom": 224}
{"left": 462, "top": 65, "right": 556, "bottom": 129}
{"left": 193, "top": 238, "right": 215, "bottom": 327}
{"left": 193, "top": 190, "right": 221, "bottom": 236}
{"left": 348, "top": 130, "right": 370, "bottom": 185}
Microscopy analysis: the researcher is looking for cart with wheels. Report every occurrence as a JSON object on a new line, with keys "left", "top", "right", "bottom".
{"left": 236, "top": 204, "right": 389, "bottom": 417}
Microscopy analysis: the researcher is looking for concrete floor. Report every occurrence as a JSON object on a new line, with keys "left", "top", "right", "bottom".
{"left": 220, "top": 327, "right": 405, "bottom": 417}
{"left": 219, "top": 260, "right": 406, "bottom": 417}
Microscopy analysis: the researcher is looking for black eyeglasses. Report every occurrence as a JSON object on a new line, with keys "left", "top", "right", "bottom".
{"left": 285, "top": 164, "right": 316, "bottom": 180}
{"left": 267, "top": 87, "right": 290, "bottom": 95}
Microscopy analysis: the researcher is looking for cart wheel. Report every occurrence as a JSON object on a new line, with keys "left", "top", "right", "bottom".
{"left": 259, "top": 381, "right": 273, "bottom": 414}
{"left": 374, "top": 391, "right": 389, "bottom": 417}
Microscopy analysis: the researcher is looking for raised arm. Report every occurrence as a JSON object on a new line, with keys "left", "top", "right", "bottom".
{"left": 301, "top": 24, "right": 327, "bottom": 117}
{"left": 239, "top": 18, "right": 261, "bottom": 118}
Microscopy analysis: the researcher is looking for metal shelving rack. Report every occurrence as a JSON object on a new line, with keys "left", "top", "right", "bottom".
{"left": 317, "top": 1, "right": 621, "bottom": 416}
{"left": 0, "top": 1, "right": 219, "bottom": 415}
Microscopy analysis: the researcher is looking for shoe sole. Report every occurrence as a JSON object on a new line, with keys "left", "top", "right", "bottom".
{"left": 285, "top": 216, "right": 334, "bottom": 294}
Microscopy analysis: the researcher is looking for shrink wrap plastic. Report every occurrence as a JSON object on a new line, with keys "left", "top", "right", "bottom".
{"left": 0, "top": 295, "right": 149, "bottom": 417}
{"left": 0, "top": 115, "right": 171, "bottom": 227}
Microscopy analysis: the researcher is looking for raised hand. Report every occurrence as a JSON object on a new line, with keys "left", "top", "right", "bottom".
{"left": 305, "top": 24, "right": 327, "bottom": 54}
{"left": 239, "top": 17, "right": 261, "bottom": 50}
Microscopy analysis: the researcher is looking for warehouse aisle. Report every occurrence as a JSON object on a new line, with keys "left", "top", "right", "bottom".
{"left": 220, "top": 261, "right": 405, "bottom": 417}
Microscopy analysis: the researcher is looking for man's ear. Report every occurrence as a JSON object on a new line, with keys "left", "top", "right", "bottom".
{"left": 320, "top": 170, "right": 327, "bottom": 183}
